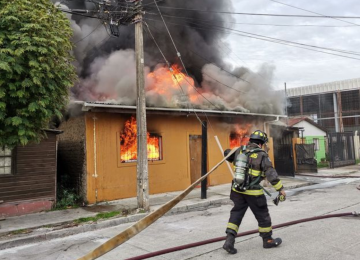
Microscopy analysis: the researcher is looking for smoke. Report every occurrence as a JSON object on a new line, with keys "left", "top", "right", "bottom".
{"left": 57, "top": 0, "right": 285, "bottom": 115}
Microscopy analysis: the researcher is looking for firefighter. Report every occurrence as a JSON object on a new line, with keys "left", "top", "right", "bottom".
{"left": 223, "top": 130, "right": 286, "bottom": 254}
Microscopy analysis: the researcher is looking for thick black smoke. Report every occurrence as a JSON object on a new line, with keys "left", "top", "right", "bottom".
{"left": 59, "top": 0, "right": 235, "bottom": 80}
{"left": 56, "top": 0, "right": 285, "bottom": 114}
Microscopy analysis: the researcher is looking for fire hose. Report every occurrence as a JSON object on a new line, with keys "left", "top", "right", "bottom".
{"left": 125, "top": 211, "right": 360, "bottom": 260}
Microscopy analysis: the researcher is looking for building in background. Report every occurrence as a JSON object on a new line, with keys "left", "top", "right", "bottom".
{"left": 288, "top": 117, "right": 327, "bottom": 162}
{"left": 286, "top": 78, "right": 360, "bottom": 133}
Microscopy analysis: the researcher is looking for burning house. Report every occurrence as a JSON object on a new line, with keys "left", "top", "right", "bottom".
{"left": 57, "top": 0, "right": 288, "bottom": 203}
{"left": 58, "top": 102, "right": 286, "bottom": 204}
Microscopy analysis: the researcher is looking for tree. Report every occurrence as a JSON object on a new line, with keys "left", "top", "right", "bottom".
{"left": 0, "top": 0, "right": 76, "bottom": 147}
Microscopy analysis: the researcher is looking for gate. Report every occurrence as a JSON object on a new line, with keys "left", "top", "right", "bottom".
{"left": 295, "top": 144, "right": 317, "bottom": 173}
{"left": 328, "top": 132, "right": 356, "bottom": 168}
{"left": 273, "top": 144, "right": 295, "bottom": 176}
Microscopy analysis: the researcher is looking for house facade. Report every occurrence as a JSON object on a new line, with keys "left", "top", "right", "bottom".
{"left": 289, "top": 117, "right": 327, "bottom": 162}
{"left": 58, "top": 102, "right": 285, "bottom": 204}
{"left": 0, "top": 130, "right": 62, "bottom": 217}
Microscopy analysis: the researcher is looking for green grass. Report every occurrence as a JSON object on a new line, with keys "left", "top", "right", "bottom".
{"left": 10, "top": 229, "right": 31, "bottom": 235}
{"left": 74, "top": 211, "right": 121, "bottom": 224}
{"left": 317, "top": 161, "right": 329, "bottom": 168}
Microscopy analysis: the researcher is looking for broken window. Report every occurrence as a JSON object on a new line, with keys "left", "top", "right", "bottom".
{"left": 0, "top": 147, "right": 13, "bottom": 175}
{"left": 229, "top": 132, "right": 249, "bottom": 149}
{"left": 120, "top": 117, "right": 163, "bottom": 163}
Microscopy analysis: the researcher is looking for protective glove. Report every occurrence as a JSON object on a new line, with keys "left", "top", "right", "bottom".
{"left": 273, "top": 190, "right": 286, "bottom": 206}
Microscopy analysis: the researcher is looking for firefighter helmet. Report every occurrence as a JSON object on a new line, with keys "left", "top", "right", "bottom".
{"left": 249, "top": 130, "right": 268, "bottom": 144}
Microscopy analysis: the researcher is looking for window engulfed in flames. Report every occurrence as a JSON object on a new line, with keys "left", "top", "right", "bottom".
{"left": 120, "top": 117, "right": 162, "bottom": 162}
{"left": 229, "top": 125, "right": 251, "bottom": 149}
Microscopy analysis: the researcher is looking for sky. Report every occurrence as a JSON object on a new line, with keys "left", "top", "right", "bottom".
{"left": 226, "top": 0, "right": 360, "bottom": 89}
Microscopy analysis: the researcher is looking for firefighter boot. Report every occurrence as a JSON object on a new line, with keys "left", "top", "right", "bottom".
{"left": 263, "top": 237, "right": 282, "bottom": 248}
{"left": 223, "top": 233, "right": 237, "bottom": 254}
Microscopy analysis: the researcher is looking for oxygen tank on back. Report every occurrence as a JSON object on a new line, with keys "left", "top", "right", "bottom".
{"left": 234, "top": 152, "right": 249, "bottom": 185}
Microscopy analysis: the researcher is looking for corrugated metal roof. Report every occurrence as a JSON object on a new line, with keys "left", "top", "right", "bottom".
{"left": 286, "top": 78, "right": 360, "bottom": 97}
{"left": 75, "top": 101, "right": 287, "bottom": 118}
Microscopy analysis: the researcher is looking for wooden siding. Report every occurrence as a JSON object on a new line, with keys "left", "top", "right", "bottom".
{"left": 0, "top": 133, "right": 57, "bottom": 203}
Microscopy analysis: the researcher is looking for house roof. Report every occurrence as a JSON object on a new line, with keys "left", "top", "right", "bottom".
{"left": 75, "top": 101, "right": 287, "bottom": 119}
{"left": 288, "top": 117, "right": 327, "bottom": 133}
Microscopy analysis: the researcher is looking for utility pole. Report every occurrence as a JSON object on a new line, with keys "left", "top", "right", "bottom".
{"left": 135, "top": 0, "right": 149, "bottom": 211}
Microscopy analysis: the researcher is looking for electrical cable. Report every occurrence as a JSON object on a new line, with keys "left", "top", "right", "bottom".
{"left": 145, "top": 13, "right": 358, "bottom": 28}
{"left": 142, "top": 0, "right": 164, "bottom": 7}
{"left": 151, "top": 0, "right": 220, "bottom": 111}
{"left": 143, "top": 21, "right": 205, "bottom": 126}
{"left": 145, "top": 17, "right": 360, "bottom": 56}
{"left": 144, "top": 18, "right": 360, "bottom": 61}
{"left": 59, "top": 9, "right": 99, "bottom": 19}
{"left": 152, "top": 0, "right": 189, "bottom": 76}
{"left": 144, "top": 6, "right": 360, "bottom": 19}
{"left": 144, "top": 19, "right": 221, "bottom": 134}
{"left": 125, "top": 211, "right": 360, "bottom": 260}
{"left": 74, "top": 22, "right": 103, "bottom": 44}
{"left": 269, "top": 0, "right": 360, "bottom": 26}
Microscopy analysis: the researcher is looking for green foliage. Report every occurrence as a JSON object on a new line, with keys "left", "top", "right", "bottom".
{"left": 317, "top": 161, "right": 329, "bottom": 168}
{"left": 0, "top": 0, "right": 77, "bottom": 147}
{"left": 55, "top": 188, "right": 82, "bottom": 210}
{"left": 74, "top": 211, "right": 122, "bottom": 224}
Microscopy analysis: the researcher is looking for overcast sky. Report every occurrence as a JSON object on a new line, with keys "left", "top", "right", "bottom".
{"left": 225, "top": 0, "right": 360, "bottom": 90}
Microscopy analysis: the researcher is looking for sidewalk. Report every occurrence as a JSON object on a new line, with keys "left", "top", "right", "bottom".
{"left": 1, "top": 166, "right": 360, "bottom": 250}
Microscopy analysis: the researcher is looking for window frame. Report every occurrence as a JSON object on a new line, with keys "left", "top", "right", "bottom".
{"left": 0, "top": 147, "right": 16, "bottom": 176}
{"left": 119, "top": 132, "right": 164, "bottom": 164}
{"left": 313, "top": 138, "right": 320, "bottom": 151}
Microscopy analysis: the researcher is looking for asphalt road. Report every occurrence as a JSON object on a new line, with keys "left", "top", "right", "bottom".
{"left": 1, "top": 178, "right": 360, "bottom": 260}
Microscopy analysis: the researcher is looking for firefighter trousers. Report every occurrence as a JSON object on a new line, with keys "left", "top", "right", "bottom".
{"left": 226, "top": 190, "right": 272, "bottom": 239}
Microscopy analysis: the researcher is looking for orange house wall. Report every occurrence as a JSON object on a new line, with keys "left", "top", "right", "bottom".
{"left": 85, "top": 112, "right": 267, "bottom": 203}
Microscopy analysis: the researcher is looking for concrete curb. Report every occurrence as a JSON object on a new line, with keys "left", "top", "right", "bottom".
{"left": 0, "top": 198, "right": 232, "bottom": 250}
{"left": 0, "top": 181, "right": 314, "bottom": 250}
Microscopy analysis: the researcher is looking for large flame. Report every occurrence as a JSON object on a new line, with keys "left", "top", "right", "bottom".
{"left": 230, "top": 124, "right": 251, "bottom": 148}
{"left": 120, "top": 117, "right": 161, "bottom": 162}
{"left": 146, "top": 64, "right": 198, "bottom": 103}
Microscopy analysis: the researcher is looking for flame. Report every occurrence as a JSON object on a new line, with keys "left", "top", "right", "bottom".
{"left": 120, "top": 117, "right": 161, "bottom": 162}
{"left": 229, "top": 124, "right": 252, "bottom": 149}
{"left": 146, "top": 64, "right": 198, "bottom": 103}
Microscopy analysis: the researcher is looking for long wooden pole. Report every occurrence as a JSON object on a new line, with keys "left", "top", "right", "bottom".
{"left": 135, "top": 0, "right": 149, "bottom": 211}
{"left": 77, "top": 147, "right": 239, "bottom": 260}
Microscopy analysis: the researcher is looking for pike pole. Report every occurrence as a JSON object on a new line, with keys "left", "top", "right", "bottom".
{"left": 77, "top": 147, "right": 239, "bottom": 260}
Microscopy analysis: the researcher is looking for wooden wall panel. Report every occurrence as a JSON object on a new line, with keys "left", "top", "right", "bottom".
{"left": 0, "top": 132, "right": 57, "bottom": 203}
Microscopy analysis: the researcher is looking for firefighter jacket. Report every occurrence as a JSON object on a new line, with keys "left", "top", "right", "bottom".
{"left": 231, "top": 142, "right": 283, "bottom": 196}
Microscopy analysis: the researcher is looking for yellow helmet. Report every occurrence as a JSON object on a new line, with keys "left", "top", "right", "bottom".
{"left": 249, "top": 130, "right": 268, "bottom": 144}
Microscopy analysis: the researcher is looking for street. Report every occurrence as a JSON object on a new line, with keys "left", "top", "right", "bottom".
{"left": 1, "top": 178, "right": 360, "bottom": 260}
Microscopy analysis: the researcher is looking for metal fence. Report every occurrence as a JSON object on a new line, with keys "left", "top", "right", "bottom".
{"left": 295, "top": 143, "right": 317, "bottom": 173}
{"left": 328, "top": 132, "right": 356, "bottom": 168}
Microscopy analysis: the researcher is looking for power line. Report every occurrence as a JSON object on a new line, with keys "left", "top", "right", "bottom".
{"left": 143, "top": 21, "right": 207, "bottom": 126}
{"left": 74, "top": 22, "right": 103, "bottom": 44}
{"left": 151, "top": 0, "right": 219, "bottom": 109}
{"left": 185, "top": 48, "right": 252, "bottom": 84}
{"left": 144, "top": 6, "right": 360, "bottom": 19}
{"left": 145, "top": 22, "right": 249, "bottom": 94}
{"left": 145, "top": 13, "right": 358, "bottom": 28}
{"left": 269, "top": 0, "right": 360, "bottom": 26}
{"left": 60, "top": 9, "right": 98, "bottom": 19}
{"left": 144, "top": 18, "right": 360, "bottom": 61}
